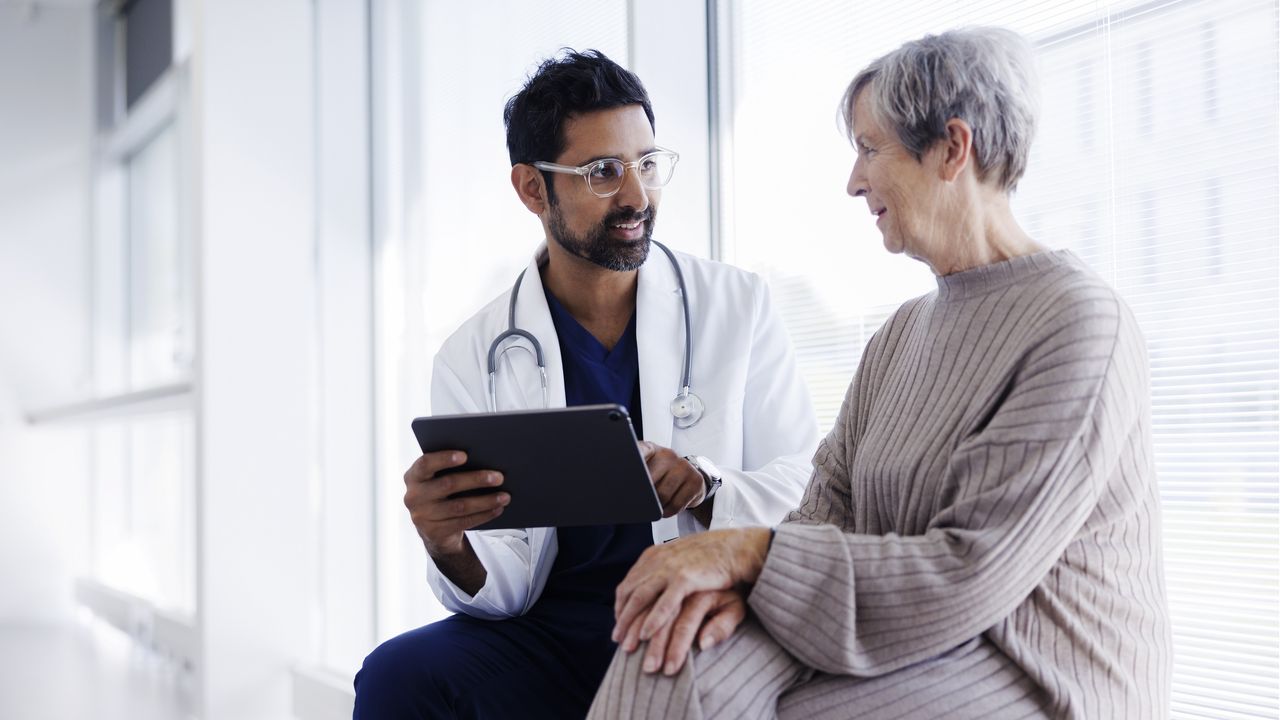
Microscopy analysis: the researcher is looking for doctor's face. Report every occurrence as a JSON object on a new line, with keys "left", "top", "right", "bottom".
{"left": 545, "top": 105, "right": 661, "bottom": 272}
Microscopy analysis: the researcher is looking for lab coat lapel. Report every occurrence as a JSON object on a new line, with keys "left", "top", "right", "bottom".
{"left": 636, "top": 243, "right": 684, "bottom": 543}
{"left": 635, "top": 244, "right": 683, "bottom": 448}
{"left": 507, "top": 245, "right": 567, "bottom": 410}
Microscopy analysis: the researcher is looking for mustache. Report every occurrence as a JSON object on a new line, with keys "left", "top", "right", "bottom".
{"left": 603, "top": 208, "right": 653, "bottom": 225}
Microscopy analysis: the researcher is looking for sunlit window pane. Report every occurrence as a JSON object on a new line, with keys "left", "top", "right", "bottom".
{"left": 126, "top": 124, "right": 190, "bottom": 389}
{"left": 92, "top": 411, "right": 195, "bottom": 615}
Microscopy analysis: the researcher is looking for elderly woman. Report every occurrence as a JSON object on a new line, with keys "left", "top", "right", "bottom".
{"left": 587, "top": 27, "right": 1171, "bottom": 720}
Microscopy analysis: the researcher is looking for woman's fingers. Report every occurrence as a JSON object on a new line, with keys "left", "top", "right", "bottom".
{"left": 698, "top": 590, "right": 748, "bottom": 651}
{"left": 614, "top": 575, "right": 663, "bottom": 644}
{"left": 621, "top": 608, "right": 646, "bottom": 653}
{"left": 661, "top": 591, "right": 717, "bottom": 675}
{"left": 639, "top": 584, "right": 689, "bottom": 641}
{"left": 641, "top": 615, "right": 674, "bottom": 674}
{"left": 630, "top": 590, "right": 739, "bottom": 674}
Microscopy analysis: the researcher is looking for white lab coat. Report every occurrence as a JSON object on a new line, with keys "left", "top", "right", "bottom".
{"left": 425, "top": 242, "right": 818, "bottom": 619}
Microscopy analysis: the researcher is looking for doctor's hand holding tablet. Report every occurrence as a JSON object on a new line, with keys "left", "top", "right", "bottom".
{"left": 402, "top": 449, "right": 509, "bottom": 597}
{"left": 406, "top": 404, "right": 720, "bottom": 588}
{"left": 403, "top": 450, "right": 509, "bottom": 556}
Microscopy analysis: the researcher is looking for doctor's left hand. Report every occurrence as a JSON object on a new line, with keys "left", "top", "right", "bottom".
{"left": 638, "top": 441, "right": 706, "bottom": 518}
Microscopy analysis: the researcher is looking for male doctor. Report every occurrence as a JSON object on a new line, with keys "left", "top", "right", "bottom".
{"left": 353, "top": 49, "right": 817, "bottom": 719}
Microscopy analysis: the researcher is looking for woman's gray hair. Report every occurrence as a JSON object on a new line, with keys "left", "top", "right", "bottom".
{"left": 842, "top": 27, "right": 1040, "bottom": 192}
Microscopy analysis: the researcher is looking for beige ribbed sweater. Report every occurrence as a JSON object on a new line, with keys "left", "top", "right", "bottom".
{"left": 591, "top": 250, "right": 1172, "bottom": 719}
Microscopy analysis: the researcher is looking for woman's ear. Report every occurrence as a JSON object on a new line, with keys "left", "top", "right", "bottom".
{"left": 511, "top": 164, "right": 549, "bottom": 215}
{"left": 939, "top": 117, "right": 974, "bottom": 183}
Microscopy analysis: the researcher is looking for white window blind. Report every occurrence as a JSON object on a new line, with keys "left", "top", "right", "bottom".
{"left": 717, "top": 1, "right": 1279, "bottom": 718}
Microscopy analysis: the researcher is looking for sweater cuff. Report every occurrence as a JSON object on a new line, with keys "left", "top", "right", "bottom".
{"left": 748, "top": 523, "right": 855, "bottom": 658}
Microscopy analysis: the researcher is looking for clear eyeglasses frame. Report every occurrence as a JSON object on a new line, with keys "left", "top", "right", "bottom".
{"left": 532, "top": 147, "right": 680, "bottom": 198}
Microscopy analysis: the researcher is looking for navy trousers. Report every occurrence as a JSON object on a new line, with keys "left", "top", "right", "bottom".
{"left": 352, "top": 599, "right": 619, "bottom": 719}
{"left": 353, "top": 523, "right": 652, "bottom": 719}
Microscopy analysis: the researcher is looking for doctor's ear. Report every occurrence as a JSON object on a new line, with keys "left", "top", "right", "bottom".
{"left": 511, "top": 164, "right": 550, "bottom": 215}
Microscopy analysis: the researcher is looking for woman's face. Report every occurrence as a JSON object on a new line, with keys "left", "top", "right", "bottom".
{"left": 846, "top": 91, "right": 946, "bottom": 263}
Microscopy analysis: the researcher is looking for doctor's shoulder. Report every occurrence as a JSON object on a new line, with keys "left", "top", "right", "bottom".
{"left": 433, "top": 286, "right": 518, "bottom": 365}
{"left": 670, "top": 250, "right": 766, "bottom": 306}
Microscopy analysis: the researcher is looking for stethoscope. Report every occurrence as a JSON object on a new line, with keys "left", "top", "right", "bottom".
{"left": 486, "top": 240, "right": 705, "bottom": 429}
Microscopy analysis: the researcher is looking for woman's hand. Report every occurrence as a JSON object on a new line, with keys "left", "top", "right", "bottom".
{"left": 612, "top": 527, "right": 772, "bottom": 668}
{"left": 626, "top": 588, "right": 748, "bottom": 675}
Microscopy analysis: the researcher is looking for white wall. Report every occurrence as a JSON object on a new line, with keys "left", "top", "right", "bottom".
{"left": 0, "top": 4, "right": 94, "bottom": 625}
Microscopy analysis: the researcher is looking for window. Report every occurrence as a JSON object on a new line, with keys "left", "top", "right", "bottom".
{"left": 125, "top": 123, "right": 191, "bottom": 388}
{"left": 86, "top": 0, "right": 194, "bottom": 622}
{"left": 91, "top": 410, "right": 195, "bottom": 614}
{"left": 717, "top": 0, "right": 1278, "bottom": 717}
{"left": 121, "top": 0, "right": 173, "bottom": 109}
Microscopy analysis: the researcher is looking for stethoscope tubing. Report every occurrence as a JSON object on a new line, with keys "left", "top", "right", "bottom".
{"left": 485, "top": 239, "right": 700, "bottom": 426}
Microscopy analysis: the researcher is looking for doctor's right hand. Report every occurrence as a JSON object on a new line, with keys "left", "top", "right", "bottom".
{"left": 638, "top": 441, "right": 707, "bottom": 519}
{"left": 403, "top": 450, "right": 509, "bottom": 557}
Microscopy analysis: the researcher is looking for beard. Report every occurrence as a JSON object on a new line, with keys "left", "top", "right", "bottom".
{"left": 547, "top": 202, "right": 656, "bottom": 272}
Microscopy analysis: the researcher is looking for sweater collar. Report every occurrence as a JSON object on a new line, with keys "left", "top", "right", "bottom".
{"left": 935, "top": 249, "right": 1079, "bottom": 302}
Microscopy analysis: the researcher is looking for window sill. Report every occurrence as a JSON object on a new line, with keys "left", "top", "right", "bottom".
{"left": 292, "top": 664, "right": 356, "bottom": 720}
{"left": 25, "top": 381, "right": 193, "bottom": 424}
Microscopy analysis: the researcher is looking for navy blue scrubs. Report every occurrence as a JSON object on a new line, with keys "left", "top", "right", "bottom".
{"left": 352, "top": 289, "right": 653, "bottom": 719}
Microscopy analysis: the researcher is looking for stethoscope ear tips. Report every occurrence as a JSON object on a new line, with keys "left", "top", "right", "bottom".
{"left": 670, "top": 391, "right": 705, "bottom": 429}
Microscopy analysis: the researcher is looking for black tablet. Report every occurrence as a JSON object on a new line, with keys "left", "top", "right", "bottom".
{"left": 410, "top": 404, "right": 662, "bottom": 530}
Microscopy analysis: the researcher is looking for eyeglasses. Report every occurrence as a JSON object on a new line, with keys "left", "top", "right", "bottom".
{"left": 532, "top": 147, "right": 680, "bottom": 198}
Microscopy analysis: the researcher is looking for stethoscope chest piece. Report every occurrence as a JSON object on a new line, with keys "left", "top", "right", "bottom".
{"left": 669, "top": 387, "right": 705, "bottom": 429}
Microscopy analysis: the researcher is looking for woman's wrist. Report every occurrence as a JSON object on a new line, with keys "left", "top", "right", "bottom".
{"left": 731, "top": 526, "right": 775, "bottom": 585}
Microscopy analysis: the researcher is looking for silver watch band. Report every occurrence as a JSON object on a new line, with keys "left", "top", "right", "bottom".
{"left": 684, "top": 455, "right": 723, "bottom": 500}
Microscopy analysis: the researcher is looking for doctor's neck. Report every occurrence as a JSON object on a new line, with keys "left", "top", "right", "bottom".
{"left": 541, "top": 242, "right": 638, "bottom": 345}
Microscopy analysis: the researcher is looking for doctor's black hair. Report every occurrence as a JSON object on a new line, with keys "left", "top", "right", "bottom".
{"left": 504, "top": 48, "right": 655, "bottom": 203}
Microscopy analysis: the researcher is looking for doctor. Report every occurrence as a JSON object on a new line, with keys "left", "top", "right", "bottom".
{"left": 353, "top": 49, "right": 817, "bottom": 720}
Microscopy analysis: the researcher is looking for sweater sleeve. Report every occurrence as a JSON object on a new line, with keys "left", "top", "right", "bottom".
{"left": 781, "top": 364, "right": 863, "bottom": 528}
{"left": 748, "top": 287, "right": 1148, "bottom": 677}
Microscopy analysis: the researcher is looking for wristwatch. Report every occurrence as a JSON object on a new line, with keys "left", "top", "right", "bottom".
{"left": 683, "top": 455, "right": 723, "bottom": 503}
